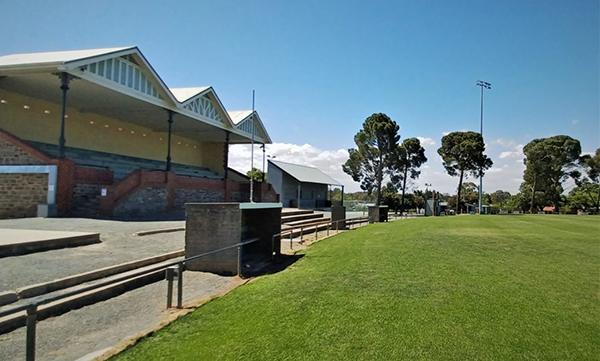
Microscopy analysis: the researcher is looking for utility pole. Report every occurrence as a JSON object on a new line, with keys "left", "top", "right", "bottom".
{"left": 249, "top": 90, "right": 255, "bottom": 203}
{"left": 476, "top": 80, "right": 491, "bottom": 215}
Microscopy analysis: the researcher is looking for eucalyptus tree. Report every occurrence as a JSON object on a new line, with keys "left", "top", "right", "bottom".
{"left": 437, "top": 131, "right": 493, "bottom": 214}
{"left": 343, "top": 113, "right": 400, "bottom": 206}
{"left": 522, "top": 136, "right": 581, "bottom": 213}
{"left": 391, "top": 138, "right": 428, "bottom": 214}
{"left": 573, "top": 148, "right": 600, "bottom": 212}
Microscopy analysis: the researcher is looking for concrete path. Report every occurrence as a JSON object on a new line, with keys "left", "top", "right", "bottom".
{"left": 0, "top": 271, "right": 245, "bottom": 361}
{"left": 0, "top": 218, "right": 185, "bottom": 293}
{"left": 0, "top": 229, "right": 100, "bottom": 257}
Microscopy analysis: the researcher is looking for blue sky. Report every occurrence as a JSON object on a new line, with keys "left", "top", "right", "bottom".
{"left": 1, "top": 0, "right": 598, "bottom": 193}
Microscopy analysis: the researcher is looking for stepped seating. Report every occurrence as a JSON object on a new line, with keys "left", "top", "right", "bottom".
{"left": 29, "top": 142, "right": 222, "bottom": 181}
{"left": 283, "top": 216, "right": 332, "bottom": 229}
{"left": 281, "top": 212, "right": 324, "bottom": 224}
{"left": 281, "top": 209, "right": 315, "bottom": 217}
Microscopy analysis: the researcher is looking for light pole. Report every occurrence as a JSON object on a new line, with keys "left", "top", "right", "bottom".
{"left": 476, "top": 80, "right": 491, "bottom": 215}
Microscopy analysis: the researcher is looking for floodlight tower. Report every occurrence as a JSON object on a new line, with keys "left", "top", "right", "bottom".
{"left": 476, "top": 80, "right": 491, "bottom": 215}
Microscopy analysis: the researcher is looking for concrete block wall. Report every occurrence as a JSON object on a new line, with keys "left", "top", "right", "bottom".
{"left": 0, "top": 173, "right": 48, "bottom": 218}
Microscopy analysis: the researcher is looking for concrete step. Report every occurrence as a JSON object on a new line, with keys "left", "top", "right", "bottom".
{"left": 281, "top": 209, "right": 315, "bottom": 217}
{"left": 281, "top": 213, "right": 324, "bottom": 224}
{"left": 283, "top": 217, "right": 332, "bottom": 229}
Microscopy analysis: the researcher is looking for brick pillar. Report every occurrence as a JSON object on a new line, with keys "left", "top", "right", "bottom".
{"left": 55, "top": 158, "right": 75, "bottom": 216}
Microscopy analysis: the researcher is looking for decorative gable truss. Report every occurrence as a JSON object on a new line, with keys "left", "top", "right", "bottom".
{"left": 235, "top": 113, "right": 269, "bottom": 143}
{"left": 77, "top": 54, "right": 165, "bottom": 102}
{"left": 183, "top": 96, "right": 223, "bottom": 124}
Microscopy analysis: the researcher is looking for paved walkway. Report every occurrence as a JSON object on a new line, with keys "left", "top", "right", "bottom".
{"left": 0, "top": 229, "right": 97, "bottom": 246}
{"left": 0, "top": 218, "right": 185, "bottom": 292}
{"left": 0, "top": 271, "right": 245, "bottom": 361}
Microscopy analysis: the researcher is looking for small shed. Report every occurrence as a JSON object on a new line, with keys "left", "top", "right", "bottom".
{"left": 267, "top": 160, "right": 343, "bottom": 209}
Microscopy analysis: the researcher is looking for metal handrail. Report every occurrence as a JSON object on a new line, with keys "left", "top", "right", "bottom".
{"left": 0, "top": 238, "right": 260, "bottom": 320}
{"left": 2, "top": 237, "right": 261, "bottom": 361}
{"left": 272, "top": 216, "right": 371, "bottom": 252}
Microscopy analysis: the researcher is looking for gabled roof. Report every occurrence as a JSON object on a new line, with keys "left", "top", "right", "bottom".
{"left": 228, "top": 110, "right": 253, "bottom": 125}
{"left": 268, "top": 160, "right": 343, "bottom": 186}
{"left": 169, "top": 86, "right": 211, "bottom": 102}
{"left": 0, "top": 46, "right": 273, "bottom": 144}
{"left": 228, "top": 110, "right": 272, "bottom": 143}
{"left": 0, "top": 47, "right": 134, "bottom": 68}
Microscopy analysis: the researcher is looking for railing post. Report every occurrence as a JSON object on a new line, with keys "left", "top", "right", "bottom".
{"left": 237, "top": 245, "right": 243, "bottom": 277}
{"left": 166, "top": 267, "right": 175, "bottom": 308}
{"left": 315, "top": 224, "right": 318, "bottom": 239}
{"left": 327, "top": 223, "right": 330, "bottom": 236}
{"left": 290, "top": 230, "right": 293, "bottom": 250}
{"left": 177, "top": 263, "right": 184, "bottom": 309}
{"left": 26, "top": 303, "right": 37, "bottom": 361}
{"left": 300, "top": 227, "right": 303, "bottom": 243}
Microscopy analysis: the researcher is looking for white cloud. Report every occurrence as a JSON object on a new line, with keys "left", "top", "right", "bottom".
{"left": 499, "top": 151, "right": 522, "bottom": 159}
{"left": 493, "top": 138, "right": 518, "bottom": 148}
{"left": 229, "top": 143, "right": 362, "bottom": 192}
{"left": 416, "top": 136, "right": 436, "bottom": 148}
{"left": 572, "top": 119, "right": 580, "bottom": 124}
{"left": 442, "top": 131, "right": 451, "bottom": 136}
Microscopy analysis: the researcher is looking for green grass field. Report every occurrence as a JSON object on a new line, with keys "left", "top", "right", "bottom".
{"left": 114, "top": 215, "right": 599, "bottom": 360}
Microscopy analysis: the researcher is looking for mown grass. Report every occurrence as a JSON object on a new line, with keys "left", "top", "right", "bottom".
{"left": 113, "top": 215, "right": 599, "bottom": 360}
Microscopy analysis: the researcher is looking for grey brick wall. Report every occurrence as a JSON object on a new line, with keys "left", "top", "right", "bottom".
{"left": 113, "top": 187, "right": 167, "bottom": 218}
{"left": 174, "top": 189, "right": 225, "bottom": 209}
{"left": 72, "top": 184, "right": 102, "bottom": 217}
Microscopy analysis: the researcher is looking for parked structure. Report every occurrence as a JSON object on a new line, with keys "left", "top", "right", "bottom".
{"left": 0, "top": 46, "right": 277, "bottom": 219}
{"left": 267, "top": 160, "right": 343, "bottom": 209}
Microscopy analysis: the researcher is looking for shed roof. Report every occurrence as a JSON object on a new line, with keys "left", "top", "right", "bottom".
{"left": 269, "top": 160, "right": 343, "bottom": 186}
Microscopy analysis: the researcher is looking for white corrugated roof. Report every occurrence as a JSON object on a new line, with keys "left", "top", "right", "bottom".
{"left": 0, "top": 47, "right": 133, "bottom": 67}
{"left": 228, "top": 110, "right": 253, "bottom": 125}
{"left": 269, "top": 160, "right": 343, "bottom": 186}
{"left": 169, "top": 86, "right": 211, "bottom": 102}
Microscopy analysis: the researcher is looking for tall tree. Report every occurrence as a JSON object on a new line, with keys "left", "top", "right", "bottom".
{"left": 490, "top": 190, "right": 512, "bottom": 206}
{"left": 573, "top": 148, "right": 600, "bottom": 212}
{"left": 392, "top": 138, "right": 427, "bottom": 214}
{"left": 246, "top": 168, "right": 266, "bottom": 183}
{"left": 522, "top": 136, "right": 581, "bottom": 213}
{"left": 343, "top": 113, "right": 400, "bottom": 205}
{"left": 437, "top": 131, "right": 493, "bottom": 214}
